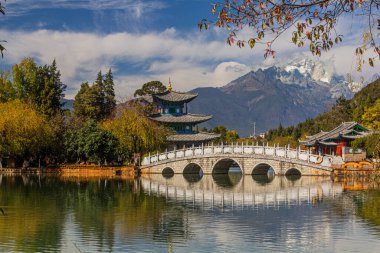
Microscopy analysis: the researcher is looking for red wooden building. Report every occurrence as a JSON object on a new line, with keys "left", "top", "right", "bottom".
{"left": 299, "top": 122, "right": 372, "bottom": 157}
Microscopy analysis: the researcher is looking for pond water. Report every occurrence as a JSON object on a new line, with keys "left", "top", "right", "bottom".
{"left": 0, "top": 174, "right": 380, "bottom": 252}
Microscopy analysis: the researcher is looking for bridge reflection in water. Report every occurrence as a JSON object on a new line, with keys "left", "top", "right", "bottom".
{"left": 141, "top": 174, "right": 343, "bottom": 211}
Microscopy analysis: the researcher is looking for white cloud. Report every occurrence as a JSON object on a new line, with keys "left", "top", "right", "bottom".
{"left": 0, "top": 29, "right": 258, "bottom": 98}
{"left": 0, "top": 26, "right": 377, "bottom": 99}
{"left": 6, "top": 0, "right": 166, "bottom": 17}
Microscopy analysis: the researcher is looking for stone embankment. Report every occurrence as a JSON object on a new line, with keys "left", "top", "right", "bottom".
{"left": 0, "top": 165, "right": 137, "bottom": 177}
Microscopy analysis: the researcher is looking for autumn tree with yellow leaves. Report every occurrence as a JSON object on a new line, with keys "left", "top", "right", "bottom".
{"left": 0, "top": 100, "right": 54, "bottom": 168}
{"left": 102, "top": 106, "right": 171, "bottom": 163}
{"left": 361, "top": 99, "right": 380, "bottom": 131}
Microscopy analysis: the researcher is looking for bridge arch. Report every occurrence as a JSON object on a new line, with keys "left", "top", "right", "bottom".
{"left": 212, "top": 158, "right": 243, "bottom": 174}
{"left": 162, "top": 167, "right": 174, "bottom": 178}
{"left": 285, "top": 168, "right": 302, "bottom": 181}
{"left": 183, "top": 162, "right": 204, "bottom": 174}
{"left": 183, "top": 163, "right": 204, "bottom": 183}
{"left": 285, "top": 168, "right": 302, "bottom": 176}
{"left": 252, "top": 174, "right": 275, "bottom": 185}
{"left": 251, "top": 163, "right": 276, "bottom": 175}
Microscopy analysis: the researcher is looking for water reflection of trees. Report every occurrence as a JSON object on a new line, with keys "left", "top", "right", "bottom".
{"left": 332, "top": 178, "right": 380, "bottom": 230}
{"left": 354, "top": 190, "right": 380, "bottom": 228}
{"left": 0, "top": 176, "right": 66, "bottom": 252}
{"left": 0, "top": 176, "right": 190, "bottom": 252}
{"left": 344, "top": 179, "right": 380, "bottom": 229}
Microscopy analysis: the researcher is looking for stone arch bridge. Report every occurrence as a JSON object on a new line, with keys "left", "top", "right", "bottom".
{"left": 141, "top": 144, "right": 333, "bottom": 176}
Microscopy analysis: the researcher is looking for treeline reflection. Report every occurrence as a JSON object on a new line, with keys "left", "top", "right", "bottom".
{"left": 0, "top": 174, "right": 379, "bottom": 252}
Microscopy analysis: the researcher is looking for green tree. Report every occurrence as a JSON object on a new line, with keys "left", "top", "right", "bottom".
{"left": 93, "top": 71, "right": 106, "bottom": 116}
{"left": 226, "top": 130, "right": 239, "bottom": 142}
{"left": 102, "top": 106, "right": 170, "bottom": 162}
{"left": 64, "top": 121, "right": 119, "bottom": 165}
{"left": 352, "top": 133, "right": 380, "bottom": 160}
{"left": 9, "top": 58, "right": 66, "bottom": 118}
{"left": 134, "top": 81, "right": 167, "bottom": 97}
{"left": 73, "top": 82, "right": 103, "bottom": 121}
{"left": 73, "top": 70, "right": 115, "bottom": 121}
{"left": 12, "top": 58, "right": 38, "bottom": 102}
{"left": 0, "top": 70, "right": 15, "bottom": 102}
{"left": 37, "top": 60, "right": 67, "bottom": 118}
{"left": 200, "top": 0, "right": 380, "bottom": 68}
{"left": 104, "top": 69, "right": 116, "bottom": 117}
{"left": 211, "top": 125, "right": 228, "bottom": 143}
{"left": 0, "top": 100, "right": 54, "bottom": 168}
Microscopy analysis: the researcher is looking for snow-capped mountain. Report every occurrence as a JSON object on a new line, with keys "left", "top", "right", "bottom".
{"left": 275, "top": 56, "right": 355, "bottom": 99}
{"left": 188, "top": 57, "right": 377, "bottom": 136}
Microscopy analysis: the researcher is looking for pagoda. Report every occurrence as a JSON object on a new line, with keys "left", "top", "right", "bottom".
{"left": 150, "top": 80, "right": 219, "bottom": 147}
{"left": 299, "top": 122, "right": 372, "bottom": 159}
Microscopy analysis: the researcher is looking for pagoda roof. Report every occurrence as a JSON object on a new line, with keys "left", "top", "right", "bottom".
{"left": 167, "top": 132, "right": 220, "bottom": 142}
{"left": 150, "top": 113, "right": 212, "bottom": 124}
{"left": 153, "top": 90, "right": 198, "bottom": 103}
{"left": 300, "top": 122, "right": 372, "bottom": 146}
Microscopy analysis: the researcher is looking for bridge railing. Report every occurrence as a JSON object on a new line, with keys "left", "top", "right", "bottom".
{"left": 142, "top": 144, "right": 333, "bottom": 167}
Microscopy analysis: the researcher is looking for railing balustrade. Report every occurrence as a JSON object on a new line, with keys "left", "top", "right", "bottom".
{"left": 141, "top": 144, "right": 332, "bottom": 167}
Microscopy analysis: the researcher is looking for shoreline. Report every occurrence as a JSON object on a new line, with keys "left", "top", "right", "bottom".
{"left": 0, "top": 165, "right": 137, "bottom": 177}
{"left": 1, "top": 166, "right": 379, "bottom": 178}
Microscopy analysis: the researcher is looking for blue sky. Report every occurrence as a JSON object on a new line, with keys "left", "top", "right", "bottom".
{"left": 0, "top": 0, "right": 378, "bottom": 99}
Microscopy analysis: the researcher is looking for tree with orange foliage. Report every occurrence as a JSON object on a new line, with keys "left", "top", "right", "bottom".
{"left": 200, "top": 0, "right": 379, "bottom": 69}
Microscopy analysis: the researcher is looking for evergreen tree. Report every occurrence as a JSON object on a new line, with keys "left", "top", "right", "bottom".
{"left": 38, "top": 60, "right": 67, "bottom": 118}
{"left": 9, "top": 58, "right": 66, "bottom": 118}
{"left": 73, "top": 82, "right": 103, "bottom": 121}
{"left": 103, "top": 69, "right": 116, "bottom": 117}
{"left": 93, "top": 71, "right": 105, "bottom": 117}
{"left": 74, "top": 70, "right": 116, "bottom": 121}
{"left": 134, "top": 81, "right": 167, "bottom": 97}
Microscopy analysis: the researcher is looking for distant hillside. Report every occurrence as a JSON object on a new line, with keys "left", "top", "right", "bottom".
{"left": 265, "top": 77, "right": 380, "bottom": 144}
{"left": 188, "top": 56, "right": 366, "bottom": 137}
{"left": 62, "top": 98, "right": 74, "bottom": 111}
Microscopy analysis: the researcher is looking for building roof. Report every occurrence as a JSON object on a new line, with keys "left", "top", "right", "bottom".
{"left": 167, "top": 132, "right": 220, "bottom": 142}
{"left": 300, "top": 122, "right": 372, "bottom": 146}
{"left": 153, "top": 90, "right": 198, "bottom": 103}
{"left": 150, "top": 113, "right": 212, "bottom": 124}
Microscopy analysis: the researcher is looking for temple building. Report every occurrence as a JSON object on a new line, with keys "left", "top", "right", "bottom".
{"left": 300, "top": 122, "right": 372, "bottom": 160}
{"left": 149, "top": 80, "right": 219, "bottom": 147}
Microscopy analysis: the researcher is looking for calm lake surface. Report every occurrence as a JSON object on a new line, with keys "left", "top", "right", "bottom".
{"left": 0, "top": 174, "right": 380, "bottom": 252}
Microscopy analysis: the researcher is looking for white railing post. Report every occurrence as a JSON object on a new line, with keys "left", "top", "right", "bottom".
{"left": 274, "top": 144, "right": 276, "bottom": 156}
{"left": 148, "top": 152, "right": 151, "bottom": 164}
{"left": 285, "top": 145, "right": 287, "bottom": 158}
{"left": 307, "top": 149, "right": 310, "bottom": 163}
{"left": 192, "top": 144, "right": 195, "bottom": 157}
{"left": 242, "top": 142, "right": 244, "bottom": 154}
{"left": 202, "top": 142, "right": 204, "bottom": 155}
{"left": 222, "top": 142, "right": 224, "bottom": 154}
{"left": 297, "top": 146, "right": 300, "bottom": 160}
{"left": 156, "top": 150, "right": 159, "bottom": 161}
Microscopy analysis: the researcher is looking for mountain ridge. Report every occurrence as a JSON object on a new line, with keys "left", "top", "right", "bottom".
{"left": 189, "top": 58, "right": 368, "bottom": 136}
